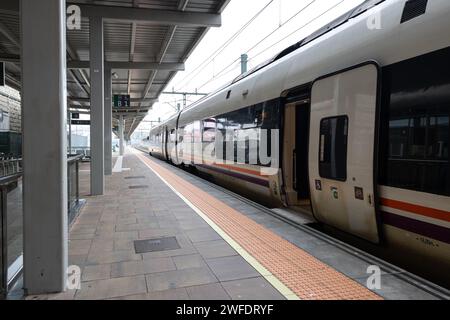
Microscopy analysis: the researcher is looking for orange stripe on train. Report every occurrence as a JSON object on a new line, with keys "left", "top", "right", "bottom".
{"left": 381, "top": 198, "right": 450, "bottom": 223}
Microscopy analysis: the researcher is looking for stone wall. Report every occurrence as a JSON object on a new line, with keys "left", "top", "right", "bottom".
{"left": 0, "top": 85, "right": 22, "bottom": 133}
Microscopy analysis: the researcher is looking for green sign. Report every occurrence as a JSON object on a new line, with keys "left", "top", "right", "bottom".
{"left": 113, "top": 95, "right": 131, "bottom": 107}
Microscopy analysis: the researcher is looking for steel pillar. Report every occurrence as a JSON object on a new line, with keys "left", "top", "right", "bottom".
{"left": 89, "top": 16, "right": 104, "bottom": 195}
{"left": 21, "top": 0, "right": 68, "bottom": 294}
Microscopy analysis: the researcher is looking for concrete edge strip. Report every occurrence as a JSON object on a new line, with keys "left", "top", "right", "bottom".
{"left": 134, "top": 151, "right": 299, "bottom": 300}
{"left": 112, "top": 156, "right": 123, "bottom": 173}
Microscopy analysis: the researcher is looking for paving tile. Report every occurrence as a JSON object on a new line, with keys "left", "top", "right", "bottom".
{"left": 141, "top": 246, "right": 198, "bottom": 259}
{"left": 139, "top": 228, "right": 179, "bottom": 239}
{"left": 186, "top": 228, "right": 223, "bottom": 243}
{"left": 69, "top": 254, "right": 88, "bottom": 267}
{"left": 70, "top": 226, "right": 97, "bottom": 235}
{"left": 82, "top": 264, "right": 111, "bottom": 282}
{"left": 194, "top": 240, "right": 238, "bottom": 259}
{"left": 117, "top": 288, "right": 190, "bottom": 300}
{"left": 68, "top": 239, "right": 92, "bottom": 256}
{"left": 115, "top": 222, "right": 160, "bottom": 232}
{"left": 206, "top": 256, "right": 260, "bottom": 282}
{"left": 186, "top": 283, "right": 231, "bottom": 300}
{"left": 86, "top": 250, "right": 141, "bottom": 265}
{"left": 221, "top": 277, "right": 285, "bottom": 300}
{"left": 75, "top": 276, "right": 147, "bottom": 300}
{"left": 142, "top": 258, "right": 177, "bottom": 274}
{"left": 90, "top": 238, "right": 115, "bottom": 253}
{"left": 173, "top": 254, "right": 207, "bottom": 270}
{"left": 95, "top": 230, "right": 138, "bottom": 240}
{"left": 113, "top": 239, "right": 135, "bottom": 251}
{"left": 110, "top": 260, "right": 144, "bottom": 278}
{"left": 146, "top": 267, "right": 218, "bottom": 292}
{"left": 116, "top": 217, "right": 138, "bottom": 225}
{"left": 111, "top": 258, "right": 176, "bottom": 278}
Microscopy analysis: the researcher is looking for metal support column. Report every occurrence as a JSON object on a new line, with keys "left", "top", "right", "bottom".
{"left": 104, "top": 68, "right": 112, "bottom": 175}
{"left": 21, "top": 0, "right": 68, "bottom": 294}
{"left": 89, "top": 16, "right": 104, "bottom": 195}
{"left": 119, "top": 115, "right": 125, "bottom": 156}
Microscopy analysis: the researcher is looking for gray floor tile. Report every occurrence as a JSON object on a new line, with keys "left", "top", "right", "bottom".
{"left": 186, "top": 228, "right": 223, "bottom": 243}
{"left": 146, "top": 267, "right": 218, "bottom": 292}
{"left": 82, "top": 264, "right": 111, "bottom": 282}
{"left": 206, "top": 256, "right": 260, "bottom": 282}
{"left": 117, "top": 288, "right": 190, "bottom": 300}
{"left": 186, "top": 283, "right": 231, "bottom": 300}
{"left": 86, "top": 250, "right": 141, "bottom": 265}
{"left": 173, "top": 254, "right": 207, "bottom": 270}
{"left": 221, "top": 277, "right": 285, "bottom": 300}
{"left": 75, "top": 276, "right": 147, "bottom": 300}
{"left": 195, "top": 240, "right": 238, "bottom": 259}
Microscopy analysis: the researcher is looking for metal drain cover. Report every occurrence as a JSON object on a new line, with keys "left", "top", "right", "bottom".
{"left": 129, "top": 185, "right": 149, "bottom": 189}
{"left": 134, "top": 237, "right": 181, "bottom": 253}
{"left": 125, "top": 176, "right": 146, "bottom": 180}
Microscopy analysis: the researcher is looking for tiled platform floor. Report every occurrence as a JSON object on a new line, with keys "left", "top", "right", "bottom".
{"left": 24, "top": 149, "right": 443, "bottom": 300}
{"left": 27, "top": 151, "right": 285, "bottom": 300}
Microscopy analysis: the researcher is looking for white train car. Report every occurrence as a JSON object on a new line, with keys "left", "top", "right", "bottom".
{"left": 148, "top": 0, "right": 450, "bottom": 286}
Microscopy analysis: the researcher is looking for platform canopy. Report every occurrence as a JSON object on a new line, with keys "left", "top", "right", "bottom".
{"left": 0, "top": 0, "right": 230, "bottom": 138}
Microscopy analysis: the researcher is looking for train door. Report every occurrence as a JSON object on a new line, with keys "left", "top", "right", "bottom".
{"left": 308, "top": 62, "right": 380, "bottom": 243}
{"left": 283, "top": 97, "right": 311, "bottom": 207}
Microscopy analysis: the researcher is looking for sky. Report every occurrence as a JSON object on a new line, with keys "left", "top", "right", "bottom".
{"left": 133, "top": 0, "right": 366, "bottom": 138}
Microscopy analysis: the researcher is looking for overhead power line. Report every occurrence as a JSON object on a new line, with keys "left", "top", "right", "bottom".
{"left": 197, "top": 0, "right": 346, "bottom": 91}
{"left": 174, "top": 0, "right": 275, "bottom": 91}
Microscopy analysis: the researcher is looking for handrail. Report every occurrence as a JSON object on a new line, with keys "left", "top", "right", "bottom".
{"left": 67, "top": 154, "right": 84, "bottom": 164}
{"left": 0, "top": 173, "right": 22, "bottom": 186}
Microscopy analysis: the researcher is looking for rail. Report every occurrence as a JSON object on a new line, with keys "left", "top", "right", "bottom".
{"left": 0, "top": 173, "right": 23, "bottom": 299}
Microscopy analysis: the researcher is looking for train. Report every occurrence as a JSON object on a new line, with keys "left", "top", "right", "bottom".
{"left": 141, "top": 0, "right": 450, "bottom": 287}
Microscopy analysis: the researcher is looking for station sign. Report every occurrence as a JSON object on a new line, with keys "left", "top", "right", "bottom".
{"left": 113, "top": 94, "right": 131, "bottom": 108}
{"left": 0, "top": 62, "right": 5, "bottom": 87}
{"left": 71, "top": 120, "right": 90, "bottom": 125}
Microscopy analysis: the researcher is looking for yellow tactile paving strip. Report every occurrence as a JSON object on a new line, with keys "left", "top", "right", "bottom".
{"left": 136, "top": 153, "right": 382, "bottom": 300}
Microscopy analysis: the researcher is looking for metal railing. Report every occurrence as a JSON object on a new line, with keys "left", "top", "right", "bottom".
{"left": 0, "top": 157, "right": 22, "bottom": 178}
{"left": 69, "top": 147, "right": 91, "bottom": 160}
{"left": 67, "top": 154, "right": 85, "bottom": 226}
{"left": 0, "top": 173, "right": 23, "bottom": 299}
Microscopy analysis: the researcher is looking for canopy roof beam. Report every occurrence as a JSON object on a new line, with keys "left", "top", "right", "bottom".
{"left": 74, "top": 4, "right": 222, "bottom": 27}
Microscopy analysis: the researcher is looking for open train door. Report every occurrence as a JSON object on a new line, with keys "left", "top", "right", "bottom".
{"left": 308, "top": 62, "right": 380, "bottom": 243}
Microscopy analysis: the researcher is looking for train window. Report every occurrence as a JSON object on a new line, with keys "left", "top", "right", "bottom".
{"left": 319, "top": 116, "right": 348, "bottom": 181}
{"left": 380, "top": 47, "right": 450, "bottom": 196}
{"left": 202, "top": 118, "right": 216, "bottom": 143}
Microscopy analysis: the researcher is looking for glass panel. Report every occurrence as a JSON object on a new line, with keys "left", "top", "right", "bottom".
{"left": 5, "top": 177, "right": 23, "bottom": 284}
{"left": 319, "top": 116, "right": 348, "bottom": 181}
{"left": 381, "top": 47, "right": 450, "bottom": 196}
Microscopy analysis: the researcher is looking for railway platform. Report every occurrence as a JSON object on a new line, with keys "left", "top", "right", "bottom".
{"left": 14, "top": 148, "right": 448, "bottom": 300}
